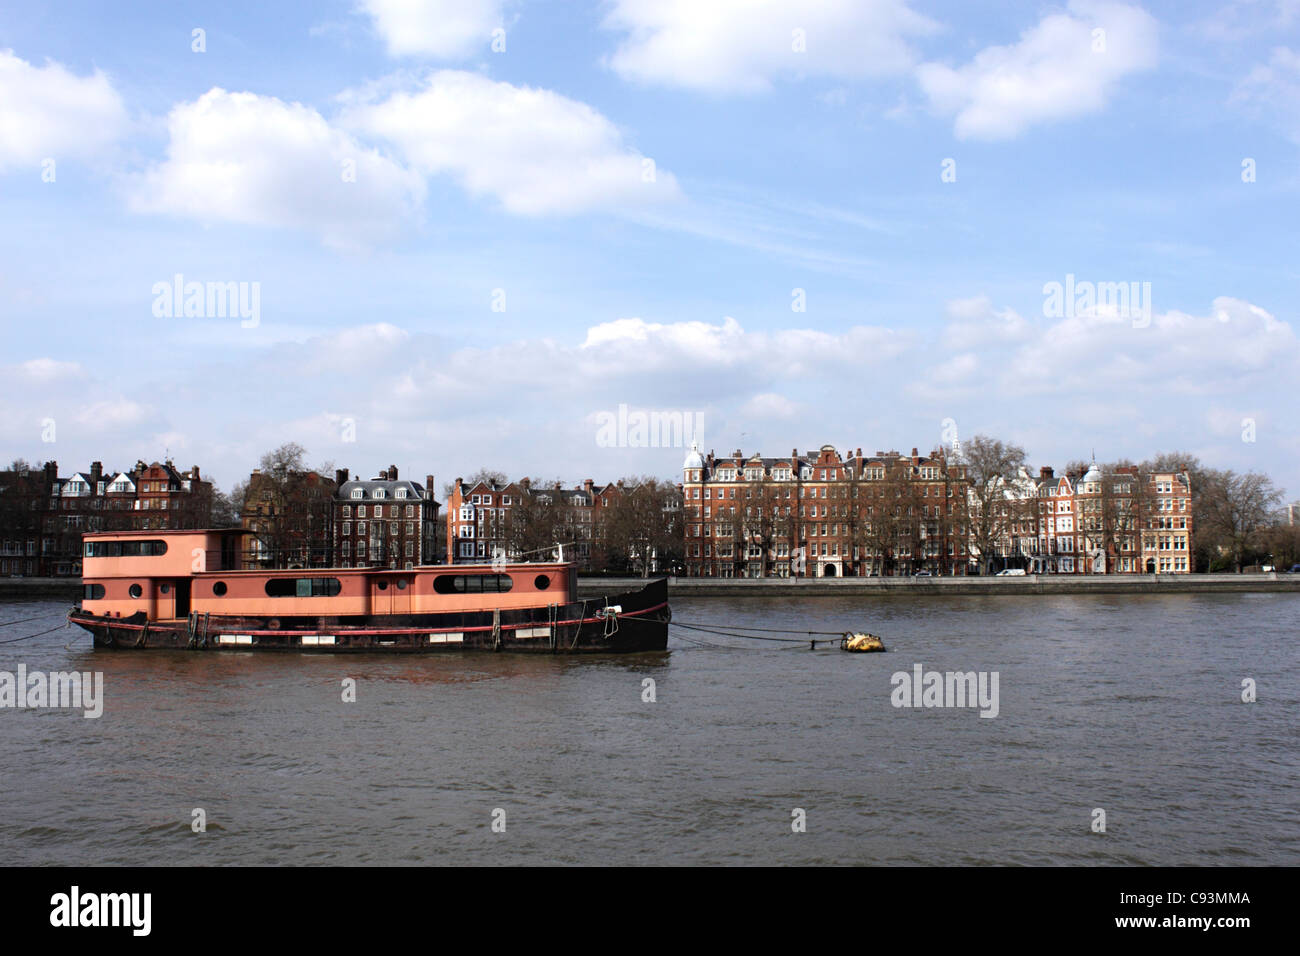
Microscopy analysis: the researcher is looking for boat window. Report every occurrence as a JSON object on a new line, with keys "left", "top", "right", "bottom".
{"left": 212, "top": 581, "right": 228, "bottom": 596}
{"left": 433, "top": 574, "right": 514, "bottom": 594}
{"left": 83, "top": 584, "right": 105, "bottom": 600}
{"left": 129, "top": 583, "right": 143, "bottom": 598}
{"left": 534, "top": 575, "right": 551, "bottom": 590}
{"left": 264, "top": 577, "right": 342, "bottom": 598}
{"left": 84, "top": 539, "right": 168, "bottom": 558}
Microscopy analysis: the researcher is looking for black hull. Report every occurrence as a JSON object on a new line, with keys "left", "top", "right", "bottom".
{"left": 69, "top": 579, "right": 669, "bottom": 654}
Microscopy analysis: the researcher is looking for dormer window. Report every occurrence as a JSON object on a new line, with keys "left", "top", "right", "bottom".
{"left": 351, "top": 489, "right": 364, "bottom": 499}
{"left": 395, "top": 488, "right": 407, "bottom": 499}
{"left": 374, "top": 489, "right": 385, "bottom": 499}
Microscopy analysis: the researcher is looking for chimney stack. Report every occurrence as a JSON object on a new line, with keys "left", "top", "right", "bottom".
{"left": 426, "top": 474, "right": 435, "bottom": 496}
{"left": 388, "top": 465, "right": 398, "bottom": 481}
{"left": 1040, "top": 466, "right": 1054, "bottom": 480}
{"left": 521, "top": 477, "right": 531, "bottom": 491}
{"left": 336, "top": 468, "right": 349, "bottom": 487}
{"left": 90, "top": 461, "right": 103, "bottom": 483}
{"left": 583, "top": 478, "right": 593, "bottom": 493}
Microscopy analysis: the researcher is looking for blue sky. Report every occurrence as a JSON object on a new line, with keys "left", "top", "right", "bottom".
{"left": 2, "top": 0, "right": 1298, "bottom": 497}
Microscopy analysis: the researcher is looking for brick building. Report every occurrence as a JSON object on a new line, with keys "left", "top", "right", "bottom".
{"left": 1022, "top": 463, "right": 1192, "bottom": 574}
{"left": 0, "top": 459, "right": 211, "bottom": 577}
{"left": 682, "top": 443, "right": 1192, "bottom": 577}
{"left": 681, "top": 443, "right": 971, "bottom": 578}
{"left": 240, "top": 468, "right": 336, "bottom": 568}
{"left": 333, "top": 466, "right": 440, "bottom": 569}
{"left": 446, "top": 476, "right": 604, "bottom": 567}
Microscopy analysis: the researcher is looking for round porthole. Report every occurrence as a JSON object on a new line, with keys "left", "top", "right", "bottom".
{"left": 377, "top": 580, "right": 388, "bottom": 590}
{"left": 129, "top": 583, "right": 143, "bottom": 598}
{"left": 534, "top": 575, "right": 551, "bottom": 590}
{"left": 213, "top": 581, "right": 227, "bottom": 596}
{"left": 159, "top": 583, "right": 170, "bottom": 594}
{"left": 396, "top": 579, "right": 407, "bottom": 590}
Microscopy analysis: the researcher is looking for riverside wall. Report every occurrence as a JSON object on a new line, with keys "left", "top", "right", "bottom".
{"left": 576, "top": 573, "right": 1300, "bottom": 598}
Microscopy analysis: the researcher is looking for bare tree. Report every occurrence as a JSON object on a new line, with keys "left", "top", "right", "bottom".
{"left": 1198, "top": 470, "right": 1285, "bottom": 572}
{"left": 243, "top": 443, "right": 334, "bottom": 567}
{"left": 958, "top": 435, "right": 1027, "bottom": 574}
{"left": 603, "top": 477, "right": 681, "bottom": 576}
{"left": 211, "top": 481, "right": 245, "bottom": 528}
{"left": 504, "top": 480, "right": 565, "bottom": 561}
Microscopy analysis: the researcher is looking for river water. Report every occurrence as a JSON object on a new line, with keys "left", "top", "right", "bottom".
{"left": 1, "top": 593, "right": 1296, "bottom": 865}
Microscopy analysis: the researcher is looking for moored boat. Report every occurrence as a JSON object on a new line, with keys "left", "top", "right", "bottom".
{"left": 68, "top": 530, "right": 669, "bottom": 654}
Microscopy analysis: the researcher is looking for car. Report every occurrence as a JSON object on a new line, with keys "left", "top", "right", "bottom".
{"left": 913, "top": 570, "right": 933, "bottom": 577}
{"left": 1288, "top": 564, "right": 1300, "bottom": 574}
{"left": 996, "top": 568, "right": 1027, "bottom": 576}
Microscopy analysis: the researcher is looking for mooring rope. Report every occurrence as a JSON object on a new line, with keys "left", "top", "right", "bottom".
{"left": 0, "top": 623, "right": 70, "bottom": 645}
{"left": 0, "top": 613, "right": 57, "bottom": 628}
{"left": 619, "top": 615, "right": 849, "bottom": 649}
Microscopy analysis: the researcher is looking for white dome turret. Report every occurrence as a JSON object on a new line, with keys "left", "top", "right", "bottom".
{"left": 683, "top": 440, "right": 704, "bottom": 470}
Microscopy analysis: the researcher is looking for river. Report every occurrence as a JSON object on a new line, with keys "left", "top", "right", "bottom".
{"left": 1, "top": 593, "right": 1296, "bottom": 865}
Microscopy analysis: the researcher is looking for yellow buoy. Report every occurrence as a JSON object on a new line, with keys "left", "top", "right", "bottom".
{"left": 842, "top": 632, "right": 885, "bottom": 652}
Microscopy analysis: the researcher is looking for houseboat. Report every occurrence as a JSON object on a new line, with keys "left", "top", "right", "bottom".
{"left": 68, "top": 530, "right": 670, "bottom": 654}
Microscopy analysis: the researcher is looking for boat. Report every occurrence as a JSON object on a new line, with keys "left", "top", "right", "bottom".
{"left": 67, "top": 530, "right": 670, "bottom": 654}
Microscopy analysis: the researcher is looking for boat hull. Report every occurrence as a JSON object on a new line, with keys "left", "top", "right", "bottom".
{"left": 69, "top": 579, "right": 669, "bottom": 654}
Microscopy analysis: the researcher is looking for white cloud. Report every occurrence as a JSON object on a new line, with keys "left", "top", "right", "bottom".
{"left": 944, "top": 296, "right": 1035, "bottom": 349}
{"left": 742, "top": 392, "right": 801, "bottom": 419}
{"left": 1233, "top": 46, "right": 1300, "bottom": 142}
{"left": 339, "top": 70, "right": 681, "bottom": 215}
{"left": 130, "top": 88, "right": 426, "bottom": 248}
{"left": 932, "top": 295, "right": 1298, "bottom": 397}
{"left": 603, "top": 0, "right": 937, "bottom": 94}
{"left": 0, "top": 50, "right": 127, "bottom": 171}
{"left": 358, "top": 0, "right": 506, "bottom": 59}
{"left": 916, "top": 1, "right": 1158, "bottom": 140}
{"left": 75, "top": 399, "right": 148, "bottom": 428}
{"left": 14, "top": 358, "right": 83, "bottom": 383}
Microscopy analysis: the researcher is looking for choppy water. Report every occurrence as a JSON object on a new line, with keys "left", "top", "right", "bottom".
{"left": 1, "top": 593, "right": 1296, "bottom": 865}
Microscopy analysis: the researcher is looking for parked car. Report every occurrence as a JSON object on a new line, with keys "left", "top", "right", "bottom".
{"left": 913, "top": 570, "right": 933, "bottom": 577}
{"left": 1287, "top": 564, "right": 1300, "bottom": 573}
{"left": 996, "top": 568, "right": 1027, "bottom": 576}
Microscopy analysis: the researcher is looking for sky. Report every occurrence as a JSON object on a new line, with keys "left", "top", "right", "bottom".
{"left": 1, "top": 0, "right": 1298, "bottom": 497}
